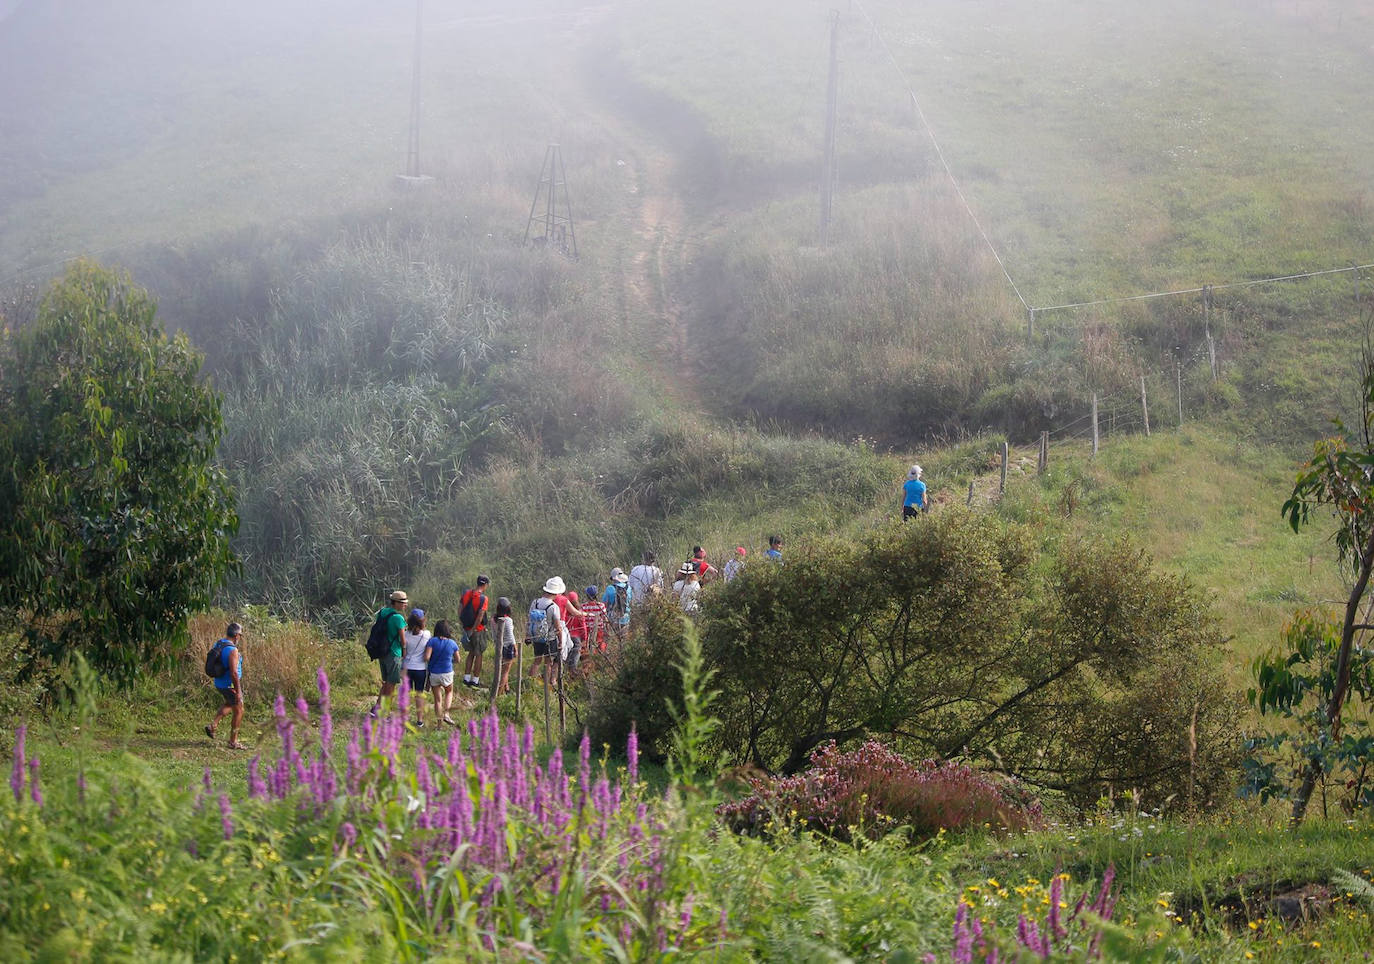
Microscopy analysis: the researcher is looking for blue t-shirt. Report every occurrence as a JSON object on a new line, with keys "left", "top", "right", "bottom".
{"left": 602, "top": 583, "right": 632, "bottom": 626}
{"left": 903, "top": 478, "right": 927, "bottom": 509}
{"left": 214, "top": 642, "right": 240, "bottom": 690}
{"left": 427, "top": 636, "right": 458, "bottom": 675}
{"left": 765, "top": 548, "right": 783, "bottom": 562}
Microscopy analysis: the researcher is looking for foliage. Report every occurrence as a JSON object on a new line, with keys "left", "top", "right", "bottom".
{"left": 0, "top": 261, "right": 237, "bottom": 688}
{"left": 717, "top": 740, "right": 1042, "bottom": 843}
{"left": 631, "top": 511, "right": 1240, "bottom": 808}
{"left": 1244, "top": 612, "right": 1374, "bottom": 816}
{"left": 936, "top": 868, "right": 1121, "bottom": 962}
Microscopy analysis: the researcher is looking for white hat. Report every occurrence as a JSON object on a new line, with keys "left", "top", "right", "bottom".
{"left": 908, "top": 464, "right": 923, "bottom": 480}
{"left": 542, "top": 576, "right": 566, "bottom": 595}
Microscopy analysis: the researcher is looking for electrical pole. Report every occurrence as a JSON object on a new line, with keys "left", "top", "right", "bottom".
{"left": 819, "top": 10, "right": 840, "bottom": 246}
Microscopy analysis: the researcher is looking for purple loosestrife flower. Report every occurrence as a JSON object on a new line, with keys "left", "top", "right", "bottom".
{"left": 397, "top": 675, "right": 410, "bottom": 719}
{"left": 677, "top": 891, "right": 695, "bottom": 942}
{"left": 248, "top": 756, "right": 268, "bottom": 798}
{"left": 27, "top": 757, "right": 41, "bottom": 807}
{"left": 953, "top": 901, "right": 973, "bottom": 964}
{"left": 317, "top": 669, "right": 333, "bottom": 754}
{"left": 203, "top": 766, "right": 214, "bottom": 793}
{"left": 10, "top": 725, "right": 25, "bottom": 803}
{"left": 340, "top": 821, "right": 357, "bottom": 849}
{"left": 578, "top": 731, "right": 591, "bottom": 802}
{"left": 1049, "top": 875, "right": 1066, "bottom": 940}
{"left": 77, "top": 770, "right": 86, "bottom": 805}
{"left": 627, "top": 727, "right": 639, "bottom": 784}
{"left": 218, "top": 793, "right": 234, "bottom": 839}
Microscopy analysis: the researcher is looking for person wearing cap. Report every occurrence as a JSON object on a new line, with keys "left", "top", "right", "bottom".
{"left": 628, "top": 551, "right": 663, "bottom": 600}
{"left": 601, "top": 567, "right": 633, "bottom": 638}
{"left": 902, "top": 465, "right": 927, "bottom": 520}
{"left": 370, "top": 589, "right": 409, "bottom": 718}
{"left": 724, "top": 546, "right": 746, "bottom": 583}
{"left": 690, "top": 546, "right": 716, "bottom": 581}
{"left": 528, "top": 576, "right": 567, "bottom": 681}
{"left": 205, "top": 621, "right": 246, "bottom": 749}
{"left": 401, "top": 608, "right": 432, "bottom": 726}
{"left": 460, "top": 575, "right": 492, "bottom": 689}
{"left": 676, "top": 565, "right": 701, "bottom": 614}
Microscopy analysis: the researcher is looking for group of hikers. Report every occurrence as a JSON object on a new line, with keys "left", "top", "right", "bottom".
{"left": 202, "top": 536, "right": 788, "bottom": 743}
{"left": 204, "top": 468, "right": 928, "bottom": 745}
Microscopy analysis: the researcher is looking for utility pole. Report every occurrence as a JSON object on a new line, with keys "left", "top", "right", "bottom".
{"left": 396, "top": 0, "right": 432, "bottom": 184}
{"left": 819, "top": 10, "right": 840, "bottom": 246}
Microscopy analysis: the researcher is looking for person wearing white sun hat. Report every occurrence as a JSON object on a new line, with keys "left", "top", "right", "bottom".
{"left": 527, "top": 576, "right": 567, "bottom": 681}
{"left": 902, "top": 464, "right": 927, "bottom": 520}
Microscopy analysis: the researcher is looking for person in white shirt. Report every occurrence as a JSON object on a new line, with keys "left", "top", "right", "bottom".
{"left": 628, "top": 551, "right": 663, "bottom": 600}
{"left": 401, "top": 608, "right": 433, "bottom": 727}
{"left": 724, "top": 546, "right": 746, "bottom": 582}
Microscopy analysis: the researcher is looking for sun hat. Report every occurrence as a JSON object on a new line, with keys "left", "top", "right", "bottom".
{"left": 543, "top": 576, "right": 566, "bottom": 595}
{"left": 610, "top": 567, "right": 625, "bottom": 580}
{"left": 678, "top": 562, "right": 694, "bottom": 577}
{"left": 410, "top": 608, "right": 425, "bottom": 620}
{"left": 908, "top": 464, "right": 923, "bottom": 480}
{"left": 735, "top": 546, "right": 746, "bottom": 556}
{"left": 389, "top": 589, "right": 408, "bottom": 604}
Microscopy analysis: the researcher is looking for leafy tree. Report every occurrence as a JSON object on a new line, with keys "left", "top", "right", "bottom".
{"left": 0, "top": 261, "right": 238, "bottom": 688}
{"left": 626, "top": 511, "right": 1239, "bottom": 808}
{"left": 1276, "top": 330, "right": 1374, "bottom": 823}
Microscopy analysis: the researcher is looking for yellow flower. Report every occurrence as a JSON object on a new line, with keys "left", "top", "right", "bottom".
{"left": 1248, "top": 921, "right": 1258, "bottom": 930}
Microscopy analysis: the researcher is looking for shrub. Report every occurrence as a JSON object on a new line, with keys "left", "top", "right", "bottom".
{"left": 717, "top": 740, "right": 1042, "bottom": 842}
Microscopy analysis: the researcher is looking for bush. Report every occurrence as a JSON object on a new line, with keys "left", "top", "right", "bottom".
{"left": 585, "top": 595, "right": 687, "bottom": 764}
{"left": 718, "top": 740, "right": 1042, "bottom": 842}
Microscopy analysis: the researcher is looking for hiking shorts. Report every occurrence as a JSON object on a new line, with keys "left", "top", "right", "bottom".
{"left": 379, "top": 652, "right": 402, "bottom": 685}
{"left": 461, "top": 629, "right": 487, "bottom": 655}
{"left": 217, "top": 686, "right": 241, "bottom": 707}
{"left": 406, "top": 669, "right": 429, "bottom": 693}
{"left": 903, "top": 504, "right": 921, "bottom": 520}
{"left": 531, "top": 636, "right": 556, "bottom": 658}
{"left": 429, "top": 671, "right": 455, "bottom": 689}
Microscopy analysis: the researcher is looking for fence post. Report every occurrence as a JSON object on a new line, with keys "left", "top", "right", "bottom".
{"left": 1140, "top": 375, "right": 1150, "bottom": 437}
{"left": 999, "top": 441, "right": 1008, "bottom": 495}
{"left": 1204, "top": 285, "right": 1217, "bottom": 382}
{"left": 966, "top": 480, "right": 975, "bottom": 506}
{"left": 1091, "top": 392, "right": 1099, "bottom": 456}
{"left": 1027, "top": 307, "right": 1035, "bottom": 340}
{"left": 1176, "top": 359, "right": 1184, "bottom": 425}
{"left": 1038, "top": 431, "right": 1048, "bottom": 474}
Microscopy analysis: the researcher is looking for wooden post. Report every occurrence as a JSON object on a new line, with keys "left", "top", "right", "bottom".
{"left": 1140, "top": 375, "right": 1150, "bottom": 437}
{"left": 1204, "top": 285, "right": 1217, "bottom": 382}
{"left": 516, "top": 632, "right": 523, "bottom": 713}
{"left": 1027, "top": 307, "right": 1035, "bottom": 340}
{"left": 999, "top": 441, "right": 1008, "bottom": 494}
{"left": 1038, "top": 431, "right": 1048, "bottom": 474}
{"left": 1176, "top": 359, "right": 1184, "bottom": 425}
{"left": 966, "top": 480, "right": 975, "bottom": 506}
{"left": 556, "top": 640, "right": 567, "bottom": 742}
{"left": 1091, "top": 392, "right": 1099, "bottom": 456}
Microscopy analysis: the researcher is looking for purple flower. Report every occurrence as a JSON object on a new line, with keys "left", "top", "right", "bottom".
{"left": 340, "top": 821, "right": 358, "bottom": 849}
{"left": 10, "top": 725, "right": 26, "bottom": 802}
{"left": 218, "top": 793, "right": 234, "bottom": 839}
{"left": 247, "top": 756, "right": 268, "bottom": 798}
{"left": 27, "top": 757, "right": 41, "bottom": 807}
{"left": 77, "top": 770, "right": 86, "bottom": 805}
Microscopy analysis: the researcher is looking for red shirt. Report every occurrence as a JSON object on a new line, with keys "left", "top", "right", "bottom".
{"left": 579, "top": 599, "right": 607, "bottom": 647}
{"left": 460, "top": 588, "right": 489, "bottom": 630}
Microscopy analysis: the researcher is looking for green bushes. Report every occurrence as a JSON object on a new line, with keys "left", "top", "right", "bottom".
{"left": 621, "top": 510, "right": 1241, "bottom": 808}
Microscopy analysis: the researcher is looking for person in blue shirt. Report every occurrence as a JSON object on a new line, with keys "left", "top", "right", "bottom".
{"left": 205, "top": 621, "right": 246, "bottom": 749}
{"left": 602, "top": 568, "right": 633, "bottom": 638}
{"left": 902, "top": 465, "right": 927, "bottom": 520}
{"left": 765, "top": 535, "right": 784, "bottom": 562}
{"left": 424, "top": 619, "right": 461, "bottom": 726}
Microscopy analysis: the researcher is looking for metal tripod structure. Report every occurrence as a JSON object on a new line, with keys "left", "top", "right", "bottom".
{"left": 523, "top": 144, "right": 578, "bottom": 259}
{"left": 397, "top": 0, "right": 432, "bottom": 184}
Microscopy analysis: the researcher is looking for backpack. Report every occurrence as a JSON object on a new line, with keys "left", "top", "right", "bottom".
{"left": 459, "top": 589, "right": 485, "bottom": 630}
{"left": 608, "top": 583, "right": 629, "bottom": 619}
{"left": 364, "top": 612, "right": 392, "bottom": 661}
{"left": 528, "top": 598, "right": 556, "bottom": 641}
{"left": 204, "top": 639, "right": 230, "bottom": 677}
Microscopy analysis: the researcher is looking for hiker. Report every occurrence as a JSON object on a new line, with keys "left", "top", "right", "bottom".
{"left": 528, "top": 576, "right": 568, "bottom": 680}
{"left": 628, "top": 551, "right": 663, "bottom": 599}
{"left": 425, "top": 619, "right": 459, "bottom": 725}
{"left": 724, "top": 546, "right": 746, "bottom": 582}
{"left": 205, "top": 621, "right": 246, "bottom": 749}
{"left": 690, "top": 546, "right": 716, "bottom": 581}
{"left": 602, "top": 568, "right": 633, "bottom": 639}
{"left": 580, "top": 584, "right": 607, "bottom": 655}
{"left": 370, "top": 590, "right": 409, "bottom": 718}
{"left": 460, "top": 575, "right": 491, "bottom": 689}
{"left": 902, "top": 464, "right": 927, "bottom": 520}
{"left": 493, "top": 598, "right": 517, "bottom": 695}
{"left": 565, "top": 589, "right": 587, "bottom": 671}
{"left": 401, "top": 608, "right": 432, "bottom": 727}
{"left": 675, "top": 564, "right": 701, "bottom": 614}
{"left": 765, "top": 535, "right": 784, "bottom": 562}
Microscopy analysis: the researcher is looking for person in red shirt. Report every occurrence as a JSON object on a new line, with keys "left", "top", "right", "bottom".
{"left": 580, "top": 584, "right": 607, "bottom": 654}
{"left": 691, "top": 546, "right": 716, "bottom": 582}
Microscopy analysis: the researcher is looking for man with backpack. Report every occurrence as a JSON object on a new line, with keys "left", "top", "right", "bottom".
{"left": 204, "top": 622, "right": 246, "bottom": 749}
{"left": 601, "top": 567, "right": 633, "bottom": 639}
{"left": 368, "top": 590, "right": 409, "bottom": 718}
{"left": 527, "top": 576, "right": 567, "bottom": 682}
{"left": 628, "top": 551, "right": 663, "bottom": 600}
{"left": 460, "top": 574, "right": 491, "bottom": 689}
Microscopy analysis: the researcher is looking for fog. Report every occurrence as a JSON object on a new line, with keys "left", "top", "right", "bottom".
{"left": 2, "top": 0, "right": 1372, "bottom": 303}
